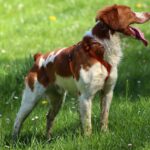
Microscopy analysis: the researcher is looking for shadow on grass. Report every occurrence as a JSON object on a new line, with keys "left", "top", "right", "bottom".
{"left": 3, "top": 121, "right": 80, "bottom": 148}
{"left": 2, "top": 100, "right": 150, "bottom": 149}
{"left": 0, "top": 56, "right": 33, "bottom": 100}
{"left": 4, "top": 118, "right": 149, "bottom": 149}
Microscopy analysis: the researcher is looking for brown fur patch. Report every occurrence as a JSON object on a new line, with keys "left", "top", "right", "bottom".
{"left": 96, "top": 5, "right": 139, "bottom": 36}
{"left": 26, "top": 35, "right": 106, "bottom": 90}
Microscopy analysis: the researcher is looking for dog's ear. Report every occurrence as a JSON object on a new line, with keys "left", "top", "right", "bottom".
{"left": 34, "top": 52, "right": 42, "bottom": 61}
{"left": 96, "top": 4, "right": 120, "bottom": 30}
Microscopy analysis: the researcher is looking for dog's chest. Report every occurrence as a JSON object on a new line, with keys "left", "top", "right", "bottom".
{"left": 95, "top": 32, "right": 122, "bottom": 66}
{"left": 76, "top": 63, "right": 107, "bottom": 94}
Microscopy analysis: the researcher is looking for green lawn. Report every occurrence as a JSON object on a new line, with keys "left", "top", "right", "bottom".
{"left": 0, "top": 0, "right": 150, "bottom": 149}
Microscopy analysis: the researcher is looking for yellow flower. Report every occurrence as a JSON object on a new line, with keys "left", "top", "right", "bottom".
{"left": 49, "top": 16, "right": 57, "bottom": 21}
{"left": 41, "top": 100, "right": 48, "bottom": 105}
{"left": 136, "top": 3, "right": 142, "bottom": 8}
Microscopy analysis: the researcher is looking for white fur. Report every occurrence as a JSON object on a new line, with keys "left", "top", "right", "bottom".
{"left": 77, "top": 63, "right": 107, "bottom": 94}
{"left": 81, "top": 29, "right": 122, "bottom": 132}
{"left": 86, "top": 30, "right": 122, "bottom": 66}
{"left": 76, "top": 63, "right": 108, "bottom": 133}
{"left": 78, "top": 93, "right": 93, "bottom": 135}
{"left": 12, "top": 79, "right": 45, "bottom": 138}
{"left": 43, "top": 48, "right": 65, "bottom": 67}
{"left": 135, "top": 12, "right": 145, "bottom": 20}
{"left": 94, "top": 31, "right": 121, "bottom": 131}
{"left": 38, "top": 57, "right": 45, "bottom": 68}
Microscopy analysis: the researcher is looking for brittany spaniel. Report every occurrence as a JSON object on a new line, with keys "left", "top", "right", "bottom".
{"left": 12, "top": 4, "right": 150, "bottom": 140}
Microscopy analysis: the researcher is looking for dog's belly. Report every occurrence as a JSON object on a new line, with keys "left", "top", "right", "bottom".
{"left": 54, "top": 63, "right": 108, "bottom": 96}
{"left": 55, "top": 74, "right": 78, "bottom": 94}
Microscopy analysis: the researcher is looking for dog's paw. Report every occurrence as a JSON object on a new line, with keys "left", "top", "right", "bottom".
{"left": 100, "top": 125, "right": 109, "bottom": 133}
{"left": 83, "top": 127, "right": 92, "bottom": 136}
{"left": 46, "top": 133, "right": 52, "bottom": 142}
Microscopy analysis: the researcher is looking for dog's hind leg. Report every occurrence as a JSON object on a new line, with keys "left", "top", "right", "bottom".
{"left": 46, "top": 86, "right": 66, "bottom": 140}
{"left": 12, "top": 79, "right": 46, "bottom": 140}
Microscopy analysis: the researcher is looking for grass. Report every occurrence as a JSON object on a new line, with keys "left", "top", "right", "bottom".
{"left": 0, "top": 0, "right": 150, "bottom": 149}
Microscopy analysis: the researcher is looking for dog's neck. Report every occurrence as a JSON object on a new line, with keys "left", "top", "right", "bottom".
{"left": 84, "top": 21, "right": 122, "bottom": 66}
{"left": 92, "top": 21, "right": 113, "bottom": 39}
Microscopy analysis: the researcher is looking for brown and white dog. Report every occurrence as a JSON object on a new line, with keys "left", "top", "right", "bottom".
{"left": 12, "top": 5, "right": 150, "bottom": 139}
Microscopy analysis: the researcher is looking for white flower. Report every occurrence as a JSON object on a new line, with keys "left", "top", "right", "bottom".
{"left": 35, "top": 116, "right": 39, "bottom": 119}
{"left": 14, "top": 96, "right": 19, "bottom": 100}
{"left": 128, "top": 143, "right": 132, "bottom": 147}
{"left": 31, "top": 116, "right": 39, "bottom": 121}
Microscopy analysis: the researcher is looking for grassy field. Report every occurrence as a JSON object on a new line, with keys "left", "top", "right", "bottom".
{"left": 0, "top": 0, "right": 150, "bottom": 149}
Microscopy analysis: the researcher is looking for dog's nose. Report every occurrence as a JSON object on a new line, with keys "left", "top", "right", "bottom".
{"left": 134, "top": 12, "right": 150, "bottom": 23}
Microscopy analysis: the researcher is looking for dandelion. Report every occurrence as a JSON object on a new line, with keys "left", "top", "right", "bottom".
{"left": 136, "top": 3, "right": 142, "bottom": 8}
{"left": 49, "top": 16, "right": 57, "bottom": 22}
{"left": 41, "top": 100, "right": 48, "bottom": 105}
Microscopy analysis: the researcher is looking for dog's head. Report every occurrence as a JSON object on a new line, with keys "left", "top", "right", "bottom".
{"left": 96, "top": 4, "right": 150, "bottom": 46}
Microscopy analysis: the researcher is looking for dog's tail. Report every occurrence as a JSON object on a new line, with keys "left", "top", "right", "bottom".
{"left": 34, "top": 52, "right": 43, "bottom": 61}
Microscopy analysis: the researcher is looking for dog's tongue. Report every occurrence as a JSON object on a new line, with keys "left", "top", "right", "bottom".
{"left": 129, "top": 26, "right": 148, "bottom": 46}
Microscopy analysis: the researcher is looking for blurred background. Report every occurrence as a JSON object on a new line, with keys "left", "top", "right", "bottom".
{"left": 0, "top": 0, "right": 150, "bottom": 149}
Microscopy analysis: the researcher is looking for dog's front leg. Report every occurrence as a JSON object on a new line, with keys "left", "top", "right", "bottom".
{"left": 100, "top": 90, "right": 113, "bottom": 132}
{"left": 100, "top": 67, "right": 117, "bottom": 132}
{"left": 79, "top": 93, "right": 93, "bottom": 136}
